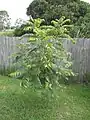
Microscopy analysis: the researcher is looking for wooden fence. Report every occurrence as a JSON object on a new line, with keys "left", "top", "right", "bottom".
{"left": 0, "top": 36, "right": 27, "bottom": 74}
{"left": 0, "top": 37, "right": 90, "bottom": 81}
{"left": 64, "top": 39, "right": 90, "bottom": 81}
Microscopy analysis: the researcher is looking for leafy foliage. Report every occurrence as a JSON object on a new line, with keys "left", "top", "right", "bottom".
{"left": 0, "top": 10, "right": 11, "bottom": 30}
{"left": 26, "top": 0, "right": 90, "bottom": 38}
{"left": 13, "top": 21, "right": 33, "bottom": 37}
{"left": 10, "top": 17, "right": 74, "bottom": 89}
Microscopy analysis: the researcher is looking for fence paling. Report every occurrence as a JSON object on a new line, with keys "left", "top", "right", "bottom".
{"left": 0, "top": 37, "right": 90, "bottom": 81}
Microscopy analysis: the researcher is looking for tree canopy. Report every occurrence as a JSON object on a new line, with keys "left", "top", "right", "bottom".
{"left": 26, "top": 0, "right": 90, "bottom": 38}
{"left": 0, "top": 10, "right": 11, "bottom": 30}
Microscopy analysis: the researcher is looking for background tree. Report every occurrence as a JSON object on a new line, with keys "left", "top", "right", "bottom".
{"left": 13, "top": 19, "right": 33, "bottom": 37}
{"left": 26, "top": 0, "right": 90, "bottom": 38}
{"left": 14, "top": 18, "right": 26, "bottom": 28}
{"left": 0, "top": 10, "right": 11, "bottom": 31}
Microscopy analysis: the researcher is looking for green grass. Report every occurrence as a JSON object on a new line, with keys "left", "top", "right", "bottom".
{"left": 0, "top": 75, "right": 90, "bottom": 120}
{"left": 0, "top": 30, "right": 14, "bottom": 37}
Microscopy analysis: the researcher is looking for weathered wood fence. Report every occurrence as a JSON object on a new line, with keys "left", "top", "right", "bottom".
{"left": 0, "top": 36, "right": 27, "bottom": 74}
{"left": 64, "top": 39, "right": 90, "bottom": 81}
{"left": 0, "top": 37, "right": 90, "bottom": 80}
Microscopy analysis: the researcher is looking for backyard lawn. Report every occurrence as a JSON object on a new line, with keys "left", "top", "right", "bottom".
{"left": 0, "top": 75, "right": 90, "bottom": 120}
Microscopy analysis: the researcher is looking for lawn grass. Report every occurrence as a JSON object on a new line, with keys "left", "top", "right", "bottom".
{"left": 0, "top": 75, "right": 90, "bottom": 120}
{"left": 0, "top": 30, "right": 14, "bottom": 37}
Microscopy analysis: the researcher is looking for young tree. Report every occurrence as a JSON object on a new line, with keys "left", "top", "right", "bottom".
{"left": 10, "top": 17, "right": 74, "bottom": 89}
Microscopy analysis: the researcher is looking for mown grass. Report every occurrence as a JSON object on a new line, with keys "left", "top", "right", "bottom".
{"left": 0, "top": 30, "right": 14, "bottom": 37}
{"left": 0, "top": 75, "right": 90, "bottom": 120}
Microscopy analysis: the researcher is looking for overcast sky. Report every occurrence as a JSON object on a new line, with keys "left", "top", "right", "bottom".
{"left": 0, "top": 0, "right": 90, "bottom": 25}
{"left": 0, "top": 0, "right": 33, "bottom": 25}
